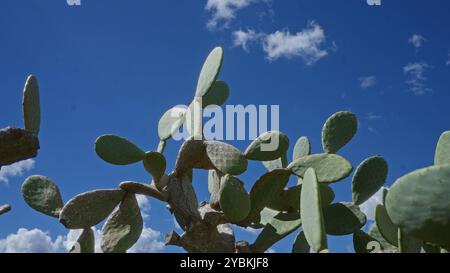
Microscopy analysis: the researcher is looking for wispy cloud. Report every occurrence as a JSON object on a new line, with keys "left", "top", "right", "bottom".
{"left": 262, "top": 22, "right": 328, "bottom": 64}
{"left": 359, "top": 76, "right": 377, "bottom": 89}
{"left": 205, "top": 0, "right": 260, "bottom": 30}
{"left": 360, "top": 187, "right": 387, "bottom": 222}
{"left": 366, "top": 112, "right": 382, "bottom": 121}
{"left": 408, "top": 34, "right": 426, "bottom": 48}
{"left": 0, "top": 159, "right": 35, "bottom": 184}
{"left": 446, "top": 51, "right": 450, "bottom": 66}
{"left": 136, "top": 194, "right": 151, "bottom": 219}
{"left": 403, "top": 62, "right": 432, "bottom": 95}
{"left": 232, "top": 29, "right": 261, "bottom": 51}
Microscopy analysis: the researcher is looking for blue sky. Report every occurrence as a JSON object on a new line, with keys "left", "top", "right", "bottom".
{"left": 1, "top": 0, "right": 449, "bottom": 253}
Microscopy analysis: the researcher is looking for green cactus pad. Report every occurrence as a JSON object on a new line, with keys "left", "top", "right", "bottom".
{"left": 202, "top": 80, "right": 229, "bottom": 108}
{"left": 293, "top": 136, "right": 311, "bottom": 161}
{"left": 353, "top": 230, "right": 380, "bottom": 253}
{"left": 59, "top": 189, "right": 125, "bottom": 229}
{"left": 195, "top": 47, "right": 224, "bottom": 98}
{"left": 259, "top": 207, "right": 280, "bottom": 227}
{"left": 143, "top": 152, "right": 166, "bottom": 182}
{"left": 435, "top": 131, "right": 450, "bottom": 165}
{"left": 300, "top": 168, "right": 328, "bottom": 253}
{"left": 218, "top": 175, "right": 251, "bottom": 223}
{"left": 288, "top": 154, "right": 353, "bottom": 183}
{"left": 398, "top": 229, "right": 422, "bottom": 253}
{"left": 322, "top": 111, "right": 357, "bottom": 154}
{"left": 368, "top": 225, "right": 396, "bottom": 250}
{"left": 21, "top": 175, "right": 64, "bottom": 218}
{"left": 208, "top": 170, "right": 221, "bottom": 194}
{"left": 268, "top": 184, "right": 335, "bottom": 212}
{"left": 101, "top": 193, "right": 143, "bottom": 253}
{"left": 205, "top": 141, "right": 248, "bottom": 175}
{"left": 385, "top": 165, "right": 450, "bottom": 247}
{"left": 246, "top": 169, "right": 291, "bottom": 222}
{"left": 323, "top": 202, "right": 366, "bottom": 236}
{"left": 252, "top": 212, "right": 301, "bottom": 253}
{"left": 292, "top": 231, "right": 310, "bottom": 253}
{"left": 158, "top": 106, "right": 187, "bottom": 141}
{"left": 244, "top": 131, "right": 290, "bottom": 161}
{"left": 69, "top": 228, "right": 95, "bottom": 253}
{"left": 22, "top": 75, "right": 40, "bottom": 135}
{"left": 95, "top": 135, "right": 145, "bottom": 165}
{"left": 352, "top": 156, "right": 388, "bottom": 205}
{"left": 375, "top": 204, "right": 398, "bottom": 246}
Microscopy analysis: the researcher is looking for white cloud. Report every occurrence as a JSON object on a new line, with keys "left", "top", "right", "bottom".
{"left": 205, "top": 0, "right": 259, "bottom": 30}
{"left": 128, "top": 227, "right": 165, "bottom": 253}
{"left": 0, "top": 159, "right": 35, "bottom": 184}
{"left": 408, "top": 34, "right": 426, "bottom": 48}
{"left": 262, "top": 22, "right": 328, "bottom": 64}
{"left": 359, "top": 76, "right": 377, "bottom": 89}
{"left": 136, "top": 194, "right": 151, "bottom": 219}
{"left": 360, "top": 187, "right": 387, "bottom": 222}
{"left": 366, "top": 112, "right": 382, "bottom": 121}
{"left": 0, "top": 228, "right": 64, "bottom": 253}
{"left": 232, "top": 29, "right": 261, "bottom": 51}
{"left": 446, "top": 51, "right": 450, "bottom": 66}
{"left": 403, "top": 62, "right": 432, "bottom": 95}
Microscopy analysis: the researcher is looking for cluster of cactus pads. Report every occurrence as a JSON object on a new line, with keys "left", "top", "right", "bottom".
{"left": 0, "top": 75, "right": 41, "bottom": 217}
{"left": 15, "top": 47, "right": 450, "bottom": 253}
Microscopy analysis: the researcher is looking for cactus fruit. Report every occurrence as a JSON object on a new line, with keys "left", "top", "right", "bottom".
{"left": 352, "top": 156, "right": 388, "bottom": 205}
{"left": 300, "top": 168, "right": 328, "bottom": 253}
{"left": 16, "top": 47, "right": 450, "bottom": 254}
{"left": 22, "top": 175, "right": 64, "bottom": 218}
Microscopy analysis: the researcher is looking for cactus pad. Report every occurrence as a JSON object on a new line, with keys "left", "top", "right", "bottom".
{"left": 375, "top": 204, "right": 398, "bottom": 246}
{"left": 322, "top": 111, "right": 357, "bottom": 154}
{"left": 288, "top": 154, "right": 352, "bottom": 183}
{"left": 202, "top": 80, "right": 229, "bottom": 108}
{"left": 22, "top": 75, "right": 40, "bottom": 135}
{"left": 59, "top": 189, "right": 125, "bottom": 229}
{"left": 101, "top": 193, "right": 143, "bottom": 253}
{"left": 435, "top": 131, "right": 450, "bottom": 165}
{"left": 158, "top": 106, "right": 187, "bottom": 141}
{"left": 69, "top": 228, "right": 95, "bottom": 253}
{"left": 385, "top": 165, "right": 450, "bottom": 247}
{"left": 292, "top": 231, "right": 310, "bottom": 253}
{"left": 352, "top": 156, "right": 388, "bottom": 205}
{"left": 353, "top": 230, "right": 380, "bottom": 253}
{"left": 195, "top": 47, "right": 224, "bottom": 98}
{"left": 22, "top": 175, "right": 64, "bottom": 218}
{"left": 323, "top": 202, "right": 366, "bottom": 235}
{"left": 205, "top": 141, "right": 248, "bottom": 175}
{"left": 293, "top": 136, "right": 311, "bottom": 161}
{"left": 245, "top": 131, "right": 290, "bottom": 161}
{"left": 143, "top": 152, "right": 166, "bottom": 182}
{"left": 300, "top": 168, "right": 328, "bottom": 253}
{"left": 95, "top": 135, "right": 145, "bottom": 165}
{"left": 218, "top": 175, "right": 251, "bottom": 223}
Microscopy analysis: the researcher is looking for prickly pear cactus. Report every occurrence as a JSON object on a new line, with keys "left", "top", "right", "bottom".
{"left": 16, "top": 47, "right": 450, "bottom": 254}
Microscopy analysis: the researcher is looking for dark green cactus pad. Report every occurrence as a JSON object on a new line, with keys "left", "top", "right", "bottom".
{"left": 158, "top": 106, "right": 187, "bottom": 141}
{"left": 0, "top": 127, "right": 40, "bottom": 166}
{"left": 322, "top": 111, "right": 357, "bottom": 154}
{"left": 244, "top": 131, "right": 290, "bottom": 161}
{"left": 375, "top": 204, "right": 398, "bottom": 246}
{"left": 208, "top": 170, "right": 222, "bottom": 209}
{"left": 101, "top": 193, "right": 143, "bottom": 253}
{"left": 95, "top": 135, "right": 145, "bottom": 165}
{"left": 352, "top": 156, "right": 388, "bottom": 205}
{"left": 368, "top": 225, "right": 396, "bottom": 250}
{"left": 22, "top": 75, "right": 40, "bottom": 135}
{"left": 422, "top": 242, "right": 440, "bottom": 253}
{"left": 143, "top": 152, "right": 166, "bottom": 182}
{"left": 288, "top": 154, "right": 352, "bottom": 183}
{"left": 195, "top": 47, "right": 224, "bottom": 98}
{"left": 246, "top": 169, "right": 291, "bottom": 223}
{"left": 323, "top": 202, "right": 366, "bottom": 236}
{"left": 202, "top": 80, "right": 229, "bottom": 108}
{"left": 268, "top": 184, "right": 335, "bottom": 212}
{"left": 398, "top": 229, "right": 422, "bottom": 253}
{"left": 353, "top": 230, "right": 380, "bottom": 253}
{"left": 59, "top": 189, "right": 125, "bottom": 229}
{"left": 21, "top": 175, "right": 64, "bottom": 218}
{"left": 252, "top": 212, "right": 301, "bottom": 253}
{"left": 300, "top": 168, "right": 328, "bottom": 253}
{"left": 293, "top": 136, "right": 311, "bottom": 161}
{"left": 435, "top": 131, "right": 450, "bottom": 165}
{"left": 292, "top": 231, "right": 310, "bottom": 253}
{"left": 385, "top": 165, "right": 450, "bottom": 247}
{"left": 69, "top": 228, "right": 95, "bottom": 253}
{"left": 205, "top": 141, "right": 248, "bottom": 175}
{"left": 218, "top": 175, "right": 251, "bottom": 223}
